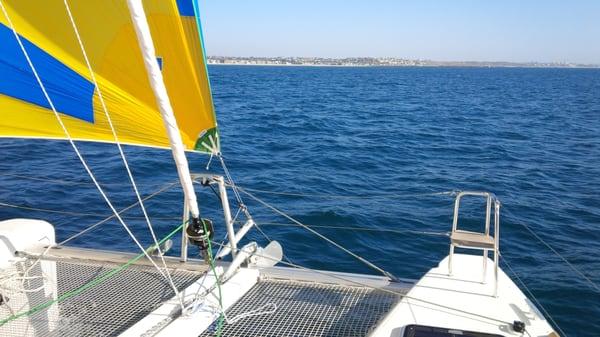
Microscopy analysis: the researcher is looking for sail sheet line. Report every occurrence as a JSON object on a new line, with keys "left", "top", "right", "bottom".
{"left": 63, "top": 0, "right": 183, "bottom": 307}
{"left": 0, "top": 0, "right": 181, "bottom": 296}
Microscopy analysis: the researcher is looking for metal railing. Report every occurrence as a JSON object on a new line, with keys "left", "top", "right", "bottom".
{"left": 448, "top": 191, "right": 501, "bottom": 296}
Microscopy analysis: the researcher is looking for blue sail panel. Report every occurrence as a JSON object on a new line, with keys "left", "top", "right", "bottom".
{"left": 0, "top": 23, "right": 95, "bottom": 123}
{"left": 176, "top": 0, "right": 195, "bottom": 16}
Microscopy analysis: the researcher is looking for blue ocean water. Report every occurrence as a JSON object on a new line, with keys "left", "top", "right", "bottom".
{"left": 1, "top": 66, "right": 599, "bottom": 336}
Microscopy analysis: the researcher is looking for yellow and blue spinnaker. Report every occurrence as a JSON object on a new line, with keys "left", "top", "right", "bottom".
{"left": 0, "top": 0, "right": 218, "bottom": 153}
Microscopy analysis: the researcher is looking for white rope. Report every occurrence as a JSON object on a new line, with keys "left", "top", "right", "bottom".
{"left": 218, "top": 155, "right": 247, "bottom": 213}
{"left": 0, "top": 200, "right": 179, "bottom": 221}
{"left": 182, "top": 256, "right": 277, "bottom": 325}
{"left": 58, "top": 181, "right": 180, "bottom": 245}
{"left": 523, "top": 222, "right": 600, "bottom": 293}
{"left": 0, "top": 246, "right": 62, "bottom": 317}
{"left": 205, "top": 153, "right": 214, "bottom": 170}
{"left": 222, "top": 303, "right": 278, "bottom": 325}
{"left": 0, "top": 246, "right": 53, "bottom": 294}
{"left": 126, "top": 0, "right": 200, "bottom": 219}
{"left": 191, "top": 301, "right": 277, "bottom": 325}
{"left": 503, "top": 209, "right": 600, "bottom": 294}
{"left": 0, "top": 0, "right": 181, "bottom": 307}
{"left": 0, "top": 172, "right": 142, "bottom": 187}
{"left": 62, "top": 0, "right": 182, "bottom": 306}
{"left": 254, "top": 222, "right": 450, "bottom": 237}
{"left": 230, "top": 185, "right": 457, "bottom": 200}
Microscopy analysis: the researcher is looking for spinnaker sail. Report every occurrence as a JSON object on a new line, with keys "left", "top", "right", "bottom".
{"left": 0, "top": 0, "right": 219, "bottom": 153}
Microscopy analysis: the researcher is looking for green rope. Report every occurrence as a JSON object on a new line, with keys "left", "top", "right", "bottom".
{"left": 202, "top": 219, "right": 224, "bottom": 336}
{"left": 0, "top": 222, "right": 186, "bottom": 326}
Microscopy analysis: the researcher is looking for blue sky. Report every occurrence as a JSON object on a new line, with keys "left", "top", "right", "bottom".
{"left": 199, "top": 0, "right": 600, "bottom": 64}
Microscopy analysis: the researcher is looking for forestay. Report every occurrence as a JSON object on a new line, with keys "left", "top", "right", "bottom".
{"left": 0, "top": 0, "right": 218, "bottom": 153}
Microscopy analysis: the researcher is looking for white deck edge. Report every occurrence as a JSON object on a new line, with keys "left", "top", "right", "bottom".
{"left": 120, "top": 267, "right": 259, "bottom": 336}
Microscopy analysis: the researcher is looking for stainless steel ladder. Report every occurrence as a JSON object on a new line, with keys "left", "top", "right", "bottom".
{"left": 448, "top": 191, "right": 501, "bottom": 296}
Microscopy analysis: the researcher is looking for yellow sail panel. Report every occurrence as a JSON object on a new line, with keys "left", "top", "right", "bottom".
{"left": 0, "top": 0, "right": 218, "bottom": 153}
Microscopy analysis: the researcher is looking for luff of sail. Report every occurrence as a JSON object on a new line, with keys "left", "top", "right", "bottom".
{"left": 126, "top": 0, "right": 200, "bottom": 219}
{"left": 0, "top": 0, "right": 219, "bottom": 153}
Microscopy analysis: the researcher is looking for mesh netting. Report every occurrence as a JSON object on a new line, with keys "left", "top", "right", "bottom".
{"left": 0, "top": 258, "right": 201, "bottom": 337}
{"left": 200, "top": 278, "right": 401, "bottom": 337}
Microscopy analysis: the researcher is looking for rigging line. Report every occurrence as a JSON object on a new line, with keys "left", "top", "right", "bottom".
{"left": 503, "top": 209, "right": 600, "bottom": 294}
{"left": 0, "top": 201, "right": 180, "bottom": 221}
{"left": 230, "top": 185, "right": 458, "bottom": 200}
{"left": 0, "top": 180, "right": 179, "bottom": 222}
{"left": 205, "top": 153, "right": 214, "bottom": 170}
{"left": 0, "top": 201, "right": 117, "bottom": 218}
{"left": 218, "top": 155, "right": 247, "bottom": 211}
{"left": 501, "top": 255, "right": 567, "bottom": 337}
{"left": 62, "top": 0, "right": 182, "bottom": 307}
{"left": 213, "top": 232, "right": 229, "bottom": 262}
{"left": 0, "top": 172, "right": 144, "bottom": 188}
{"left": 0, "top": 0, "right": 179, "bottom": 306}
{"left": 254, "top": 222, "right": 450, "bottom": 237}
{"left": 208, "top": 239, "right": 515, "bottom": 327}
{"left": 58, "top": 181, "right": 179, "bottom": 246}
{"left": 523, "top": 221, "right": 600, "bottom": 293}
{"left": 216, "top": 155, "right": 264, "bottom": 268}
{"left": 237, "top": 188, "right": 400, "bottom": 282}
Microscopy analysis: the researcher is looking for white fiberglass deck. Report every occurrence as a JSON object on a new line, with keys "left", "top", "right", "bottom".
{"left": 370, "top": 254, "right": 557, "bottom": 337}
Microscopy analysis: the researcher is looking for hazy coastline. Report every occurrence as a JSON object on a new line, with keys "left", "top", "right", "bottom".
{"left": 208, "top": 56, "right": 600, "bottom": 69}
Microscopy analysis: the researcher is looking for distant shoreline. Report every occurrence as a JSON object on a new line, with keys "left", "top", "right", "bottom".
{"left": 207, "top": 57, "right": 599, "bottom": 69}
{"left": 207, "top": 62, "right": 600, "bottom": 69}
